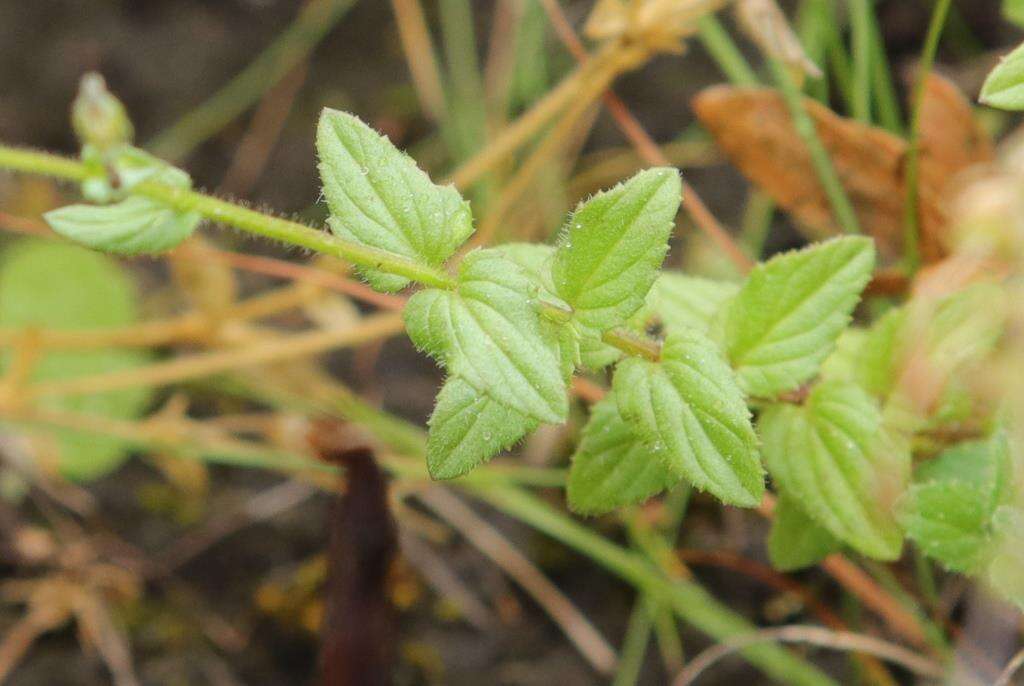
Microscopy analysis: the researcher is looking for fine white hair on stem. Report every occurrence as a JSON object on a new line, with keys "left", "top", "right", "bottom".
{"left": 995, "top": 647, "right": 1024, "bottom": 686}
{"left": 671, "top": 624, "right": 947, "bottom": 686}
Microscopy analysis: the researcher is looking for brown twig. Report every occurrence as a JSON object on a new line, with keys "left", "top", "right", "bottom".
{"left": 415, "top": 486, "right": 618, "bottom": 675}
{"left": 27, "top": 312, "right": 406, "bottom": 399}
{"left": 219, "top": 62, "right": 309, "bottom": 196}
{"left": 671, "top": 624, "right": 946, "bottom": 685}
{"left": 995, "top": 646, "right": 1024, "bottom": 686}
{"left": 390, "top": 0, "right": 448, "bottom": 122}
{"left": 757, "top": 494, "right": 930, "bottom": 649}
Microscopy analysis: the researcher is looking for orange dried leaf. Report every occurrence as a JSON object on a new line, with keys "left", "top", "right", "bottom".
{"left": 693, "top": 75, "right": 993, "bottom": 263}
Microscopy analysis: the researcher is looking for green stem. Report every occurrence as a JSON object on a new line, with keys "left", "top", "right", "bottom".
{"left": 818, "top": 3, "right": 856, "bottom": 112}
{"left": 147, "top": 0, "right": 358, "bottom": 159}
{"left": 602, "top": 327, "right": 662, "bottom": 362}
{"left": 0, "top": 144, "right": 457, "bottom": 290}
{"left": 739, "top": 189, "right": 775, "bottom": 259}
{"left": 849, "top": 0, "right": 873, "bottom": 123}
{"left": 869, "top": 9, "right": 903, "bottom": 134}
{"left": 797, "top": 0, "right": 830, "bottom": 103}
{"left": 613, "top": 598, "right": 655, "bottom": 686}
{"left": 438, "top": 0, "right": 487, "bottom": 161}
{"left": 0, "top": 146, "right": 90, "bottom": 182}
{"left": 902, "top": 0, "right": 952, "bottom": 273}
{"left": 475, "top": 486, "right": 837, "bottom": 686}
{"left": 698, "top": 15, "right": 760, "bottom": 87}
{"left": 768, "top": 56, "right": 861, "bottom": 235}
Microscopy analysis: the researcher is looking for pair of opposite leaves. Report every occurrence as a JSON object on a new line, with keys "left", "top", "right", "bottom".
{"left": 694, "top": 74, "right": 994, "bottom": 263}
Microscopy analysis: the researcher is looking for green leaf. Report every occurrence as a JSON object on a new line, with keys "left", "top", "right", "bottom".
{"left": 637, "top": 272, "right": 739, "bottom": 334}
{"left": 759, "top": 380, "right": 907, "bottom": 559}
{"left": 819, "top": 328, "right": 867, "bottom": 384}
{"left": 497, "top": 242, "right": 556, "bottom": 295}
{"left": 768, "top": 492, "right": 841, "bottom": 571}
{"left": 0, "top": 240, "right": 151, "bottom": 481}
{"left": 317, "top": 109, "right": 473, "bottom": 292}
{"left": 567, "top": 394, "right": 679, "bottom": 514}
{"left": 856, "top": 307, "right": 905, "bottom": 397}
{"left": 1005, "top": 0, "right": 1024, "bottom": 28}
{"left": 725, "top": 237, "right": 875, "bottom": 398}
{"left": 552, "top": 168, "right": 681, "bottom": 330}
{"left": 575, "top": 324, "right": 622, "bottom": 370}
{"left": 426, "top": 377, "right": 537, "bottom": 479}
{"left": 897, "top": 482, "right": 993, "bottom": 573}
{"left": 897, "top": 433, "right": 1012, "bottom": 572}
{"left": 404, "top": 249, "right": 568, "bottom": 423}
{"left": 987, "top": 506, "right": 1024, "bottom": 611}
{"left": 613, "top": 327, "right": 764, "bottom": 507}
{"left": 914, "top": 433, "right": 1012, "bottom": 510}
{"left": 45, "top": 196, "right": 200, "bottom": 255}
{"left": 981, "top": 41, "right": 1024, "bottom": 110}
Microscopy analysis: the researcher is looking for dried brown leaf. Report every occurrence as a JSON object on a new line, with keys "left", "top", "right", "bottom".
{"left": 693, "top": 75, "right": 993, "bottom": 262}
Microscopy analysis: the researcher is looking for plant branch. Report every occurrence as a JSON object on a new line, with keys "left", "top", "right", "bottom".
{"left": 671, "top": 624, "right": 946, "bottom": 685}
{"left": 25, "top": 313, "right": 405, "bottom": 400}
{"left": 767, "top": 55, "right": 861, "bottom": 235}
{"left": 0, "top": 145, "right": 457, "bottom": 289}
{"left": 902, "top": 0, "right": 952, "bottom": 272}
{"left": 147, "top": 0, "right": 358, "bottom": 159}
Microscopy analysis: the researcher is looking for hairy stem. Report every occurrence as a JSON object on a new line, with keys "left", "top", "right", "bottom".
{"left": 0, "top": 145, "right": 457, "bottom": 289}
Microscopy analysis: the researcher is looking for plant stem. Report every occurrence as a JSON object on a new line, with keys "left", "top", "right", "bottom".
{"left": 147, "top": 0, "right": 358, "bottom": 159}
{"left": 28, "top": 313, "right": 405, "bottom": 399}
{"left": 698, "top": 15, "right": 760, "bottom": 87}
{"left": 902, "top": 0, "right": 952, "bottom": 273}
{"left": 475, "top": 486, "right": 837, "bottom": 686}
{"left": 768, "top": 56, "right": 861, "bottom": 235}
{"left": 849, "top": 0, "right": 873, "bottom": 123}
{"left": 0, "top": 144, "right": 457, "bottom": 289}
{"left": 613, "top": 597, "right": 655, "bottom": 686}
{"left": 602, "top": 328, "right": 662, "bottom": 363}
{"left": 438, "top": 0, "right": 488, "bottom": 162}
{"left": 868, "top": 9, "right": 902, "bottom": 134}
{"left": 0, "top": 146, "right": 89, "bottom": 182}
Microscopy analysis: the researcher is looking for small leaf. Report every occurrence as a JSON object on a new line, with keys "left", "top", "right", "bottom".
{"left": 897, "top": 433, "right": 1012, "bottom": 572}
{"left": 914, "top": 433, "right": 1012, "bottom": 510}
{"left": 497, "top": 242, "right": 557, "bottom": 295}
{"left": 897, "top": 482, "right": 992, "bottom": 573}
{"left": 552, "top": 168, "right": 681, "bottom": 330}
{"left": 613, "top": 327, "right": 764, "bottom": 507}
{"left": 987, "top": 506, "right": 1024, "bottom": 611}
{"left": 45, "top": 196, "right": 200, "bottom": 255}
{"left": 0, "top": 240, "right": 151, "bottom": 481}
{"left": 759, "top": 379, "right": 907, "bottom": 559}
{"left": 981, "top": 41, "right": 1024, "bottom": 111}
{"left": 404, "top": 249, "right": 568, "bottom": 423}
{"left": 768, "top": 492, "right": 841, "bottom": 571}
{"left": 638, "top": 272, "right": 739, "bottom": 333}
{"left": 856, "top": 307, "right": 905, "bottom": 397}
{"left": 819, "top": 328, "right": 867, "bottom": 384}
{"left": 317, "top": 109, "right": 473, "bottom": 292}
{"left": 725, "top": 237, "right": 875, "bottom": 398}
{"left": 567, "top": 394, "right": 680, "bottom": 514}
{"left": 575, "top": 323, "right": 622, "bottom": 370}
{"left": 427, "top": 377, "right": 537, "bottom": 479}
{"left": 1005, "top": 0, "right": 1024, "bottom": 28}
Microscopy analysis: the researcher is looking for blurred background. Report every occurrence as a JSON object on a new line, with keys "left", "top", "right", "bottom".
{"left": 0, "top": 1, "right": 1021, "bottom": 685}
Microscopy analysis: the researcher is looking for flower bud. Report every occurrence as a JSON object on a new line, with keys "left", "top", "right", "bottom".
{"left": 71, "top": 73, "right": 134, "bottom": 150}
